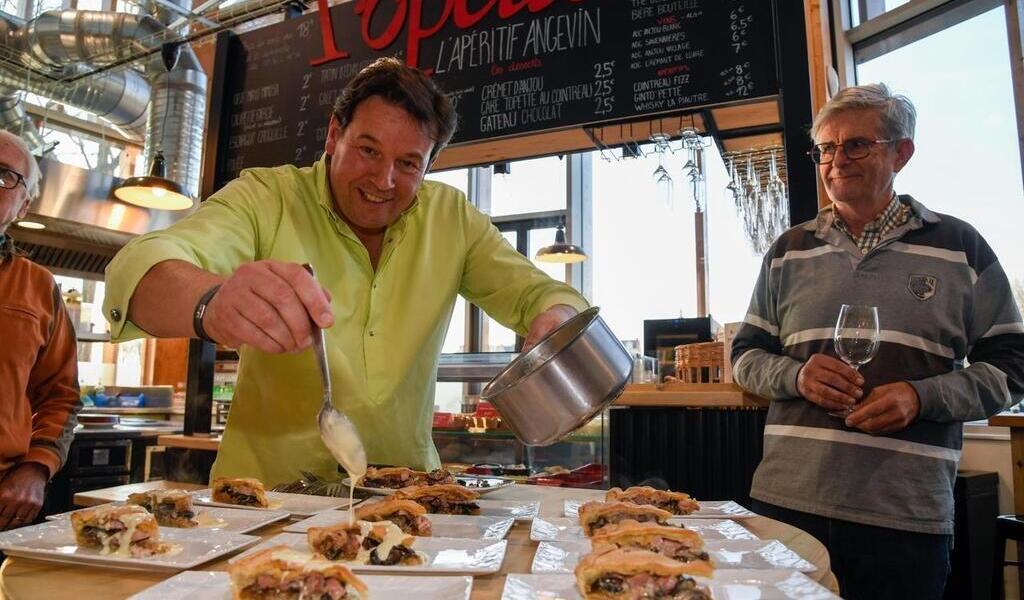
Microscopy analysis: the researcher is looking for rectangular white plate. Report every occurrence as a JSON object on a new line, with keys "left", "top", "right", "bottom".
{"left": 191, "top": 489, "right": 350, "bottom": 517}
{"left": 564, "top": 499, "right": 756, "bottom": 519}
{"left": 46, "top": 502, "right": 289, "bottom": 534}
{"left": 531, "top": 539, "right": 816, "bottom": 573}
{"left": 129, "top": 571, "right": 473, "bottom": 600}
{"left": 229, "top": 531, "right": 507, "bottom": 574}
{"left": 359, "top": 496, "right": 538, "bottom": 521}
{"left": 530, "top": 517, "right": 758, "bottom": 542}
{"left": 0, "top": 520, "right": 258, "bottom": 572}
{"left": 502, "top": 570, "right": 839, "bottom": 600}
{"left": 343, "top": 475, "right": 515, "bottom": 496}
{"left": 285, "top": 510, "right": 514, "bottom": 540}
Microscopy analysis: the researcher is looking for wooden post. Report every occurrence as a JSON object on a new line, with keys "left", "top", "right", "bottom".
{"left": 804, "top": 0, "right": 834, "bottom": 208}
{"left": 695, "top": 209, "right": 708, "bottom": 317}
{"left": 1007, "top": 0, "right": 1024, "bottom": 191}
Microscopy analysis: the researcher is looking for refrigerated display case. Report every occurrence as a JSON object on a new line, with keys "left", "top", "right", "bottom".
{"left": 433, "top": 352, "right": 608, "bottom": 487}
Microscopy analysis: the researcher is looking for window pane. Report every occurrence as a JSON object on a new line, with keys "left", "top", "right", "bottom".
{"left": 590, "top": 141, "right": 763, "bottom": 343}
{"left": 425, "top": 168, "right": 469, "bottom": 196}
{"left": 0, "top": 0, "right": 22, "bottom": 16}
{"left": 427, "top": 168, "right": 470, "bottom": 354}
{"left": 442, "top": 297, "right": 467, "bottom": 353}
{"left": 848, "top": 0, "right": 912, "bottom": 28}
{"left": 481, "top": 231, "right": 518, "bottom": 351}
{"left": 33, "top": 0, "right": 65, "bottom": 12}
{"left": 856, "top": 7, "right": 1023, "bottom": 310}
{"left": 40, "top": 123, "right": 125, "bottom": 176}
{"left": 489, "top": 156, "right": 566, "bottom": 216}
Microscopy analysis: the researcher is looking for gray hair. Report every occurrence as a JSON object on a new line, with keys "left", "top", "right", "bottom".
{"left": 810, "top": 83, "right": 916, "bottom": 142}
{"left": 0, "top": 130, "right": 41, "bottom": 199}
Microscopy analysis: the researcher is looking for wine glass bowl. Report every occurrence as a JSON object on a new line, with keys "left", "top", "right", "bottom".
{"left": 828, "top": 304, "right": 880, "bottom": 418}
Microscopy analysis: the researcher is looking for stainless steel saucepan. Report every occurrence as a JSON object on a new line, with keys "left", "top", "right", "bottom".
{"left": 481, "top": 306, "right": 631, "bottom": 446}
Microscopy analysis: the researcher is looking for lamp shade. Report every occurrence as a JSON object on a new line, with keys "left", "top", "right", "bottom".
{"left": 535, "top": 225, "right": 587, "bottom": 263}
{"left": 113, "top": 151, "right": 193, "bottom": 210}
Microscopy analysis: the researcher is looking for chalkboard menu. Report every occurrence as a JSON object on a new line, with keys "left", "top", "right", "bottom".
{"left": 216, "top": 0, "right": 777, "bottom": 189}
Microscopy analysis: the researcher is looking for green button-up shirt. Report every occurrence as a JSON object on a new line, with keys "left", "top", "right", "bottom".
{"left": 103, "top": 156, "right": 588, "bottom": 486}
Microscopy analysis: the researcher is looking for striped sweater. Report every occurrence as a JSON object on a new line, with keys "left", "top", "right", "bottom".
{"left": 731, "top": 196, "right": 1024, "bottom": 534}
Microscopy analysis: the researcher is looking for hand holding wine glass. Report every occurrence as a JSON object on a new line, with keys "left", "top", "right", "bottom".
{"left": 828, "top": 304, "right": 880, "bottom": 417}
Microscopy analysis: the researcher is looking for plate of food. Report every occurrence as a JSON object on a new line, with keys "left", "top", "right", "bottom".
{"left": 231, "top": 525, "right": 509, "bottom": 574}
{"left": 129, "top": 570, "right": 473, "bottom": 600}
{"left": 284, "top": 501, "right": 514, "bottom": 540}
{"left": 342, "top": 466, "right": 514, "bottom": 495}
{"left": 357, "top": 486, "right": 538, "bottom": 521}
{"left": 192, "top": 477, "right": 350, "bottom": 517}
{"left": 530, "top": 516, "right": 758, "bottom": 542}
{"left": 501, "top": 568, "right": 839, "bottom": 600}
{"left": 0, "top": 504, "right": 258, "bottom": 572}
{"left": 532, "top": 535, "right": 815, "bottom": 574}
{"left": 47, "top": 489, "right": 290, "bottom": 534}
{"left": 564, "top": 498, "right": 757, "bottom": 519}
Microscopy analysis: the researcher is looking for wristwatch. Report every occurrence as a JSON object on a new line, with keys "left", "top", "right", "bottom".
{"left": 192, "top": 283, "right": 223, "bottom": 343}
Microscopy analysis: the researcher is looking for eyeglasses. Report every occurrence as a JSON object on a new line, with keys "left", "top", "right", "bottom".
{"left": 808, "top": 138, "right": 894, "bottom": 164}
{"left": 0, "top": 166, "right": 27, "bottom": 191}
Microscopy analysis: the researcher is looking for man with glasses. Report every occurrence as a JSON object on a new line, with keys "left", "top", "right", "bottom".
{"left": 0, "top": 131, "right": 82, "bottom": 532}
{"left": 730, "top": 84, "right": 1024, "bottom": 599}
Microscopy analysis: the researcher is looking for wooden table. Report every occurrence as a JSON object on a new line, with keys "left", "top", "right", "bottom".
{"left": 990, "top": 411, "right": 1024, "bottom": 513}
{"left": 1, "top": 481, "right": 838, "bottom": 599}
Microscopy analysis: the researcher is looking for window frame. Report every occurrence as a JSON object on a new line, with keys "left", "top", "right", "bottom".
{"left": 829, "top": 0, "right": 1024, "bottom": 191}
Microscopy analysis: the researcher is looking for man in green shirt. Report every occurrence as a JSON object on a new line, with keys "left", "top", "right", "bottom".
{"left": 104, "top": 58, "right": 588, "bottom": 486}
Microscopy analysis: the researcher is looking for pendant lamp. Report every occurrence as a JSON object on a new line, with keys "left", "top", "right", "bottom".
{"left": 535, "top": 224, "right": 587, "bottom": 263}
{"left": 113, "top": 42, "right": 193, "bottom": 211}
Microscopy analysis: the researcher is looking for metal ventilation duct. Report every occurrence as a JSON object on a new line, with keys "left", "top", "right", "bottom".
{"left": 0, "top": 8, "right": 207, "bottom": 198}
{"left": 0, "top": 93, "right": 45, "bottom": 150}
{"left": 144, "top": 44, "right": 206, "bottom": 197}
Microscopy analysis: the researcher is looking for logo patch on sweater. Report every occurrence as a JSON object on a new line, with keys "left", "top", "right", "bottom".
{"left": 908, "top": 274, "right": 937, "bottom": 301}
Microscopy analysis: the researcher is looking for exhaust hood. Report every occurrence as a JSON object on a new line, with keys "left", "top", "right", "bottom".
{"left": 8, "top": 156, "right": 192, "bottom": 277}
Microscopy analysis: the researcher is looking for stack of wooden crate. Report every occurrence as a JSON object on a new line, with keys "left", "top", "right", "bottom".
{"left": 674, "top": 341, "right": 725, "bottom": 383}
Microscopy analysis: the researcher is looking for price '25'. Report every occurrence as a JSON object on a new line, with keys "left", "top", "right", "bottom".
{"left": 594, "top": 97, "right": 614, "bottom": 115}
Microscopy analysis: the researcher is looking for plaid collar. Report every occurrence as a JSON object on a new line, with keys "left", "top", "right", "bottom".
{"left": 832, "top": 193, "right": 910, "bottom": 254}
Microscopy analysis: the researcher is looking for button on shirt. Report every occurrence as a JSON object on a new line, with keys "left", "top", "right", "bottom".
{"left": 103, "top": 156, "right": 588, "bottom": 486}
{"left": 831, "top": 193, "right": 911, "bottom": 254}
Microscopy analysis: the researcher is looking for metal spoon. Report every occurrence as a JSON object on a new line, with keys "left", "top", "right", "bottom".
{"left": 301, "top": 264, "right": 367, "bottom": 478}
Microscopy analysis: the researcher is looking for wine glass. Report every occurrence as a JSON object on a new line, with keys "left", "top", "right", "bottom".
{"left": 828, "top": 304, "right": 880, "bottom": 417}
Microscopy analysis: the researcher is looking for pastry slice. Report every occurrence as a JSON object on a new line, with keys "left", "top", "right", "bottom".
{"left": 357, "top": 520, "right": 424, "bottom": 566}
{"left": 212, "top": 477, "right": 269, "bottom": 507}
{"left": 590, "top": 521, "right": 713, "bottom": 575}
{"left": 575, "top": 548, "right": 713, "bottom": 599}
{"left": 578, "top": 501, "right": 673, "bottom": 537}
{"left": 360, "top": 466, "right": 455, "bottom": 488}
{"left": 228, "top": 545, "right": 368, "bottom": 599}
{"left": 127, "top": 489, "right": 198, "bottom": 528}
{"left": 353, "top": 498, "right": 432, "bottom": 536}
{"left": 307, "top": 522, "right": 364, "bottom": 561}
{"left": 70, "top": 504, "right": 171, "bottom": 557}
{"left": 606, "top": 486, "right": 700, "bottom": 516}
{"left": 393, "top": 484, "right": 480, "bottom": 515}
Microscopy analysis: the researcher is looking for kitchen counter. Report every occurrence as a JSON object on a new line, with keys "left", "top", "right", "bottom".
{"left": 614, "top": 382, "right": 769, "bottom": 408}
{"left": 1, "top": 481, "right": 838, "bottom": 599}
{"left": 74, "top": 424, "right": 183, "bottom": 439}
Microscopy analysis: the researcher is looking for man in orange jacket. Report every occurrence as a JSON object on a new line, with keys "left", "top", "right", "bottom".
{"left": 0, "top": 131, "right": 81, "bottom": 530}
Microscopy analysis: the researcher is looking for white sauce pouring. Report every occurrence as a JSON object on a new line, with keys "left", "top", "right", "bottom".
{"left": 319, "top": 409, "right": 367, "bottom": 526}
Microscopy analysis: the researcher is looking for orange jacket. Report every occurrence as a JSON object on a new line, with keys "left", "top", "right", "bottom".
{"left": 0, "top": 253, "right": 81, "bottom": 478}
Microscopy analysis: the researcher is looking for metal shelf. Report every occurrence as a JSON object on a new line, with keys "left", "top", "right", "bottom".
{"left": 76, "top": 331, "right": 110, "bottom": 342}
{"left": 437, "top": 352, "right": 516, "bottom": 382}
